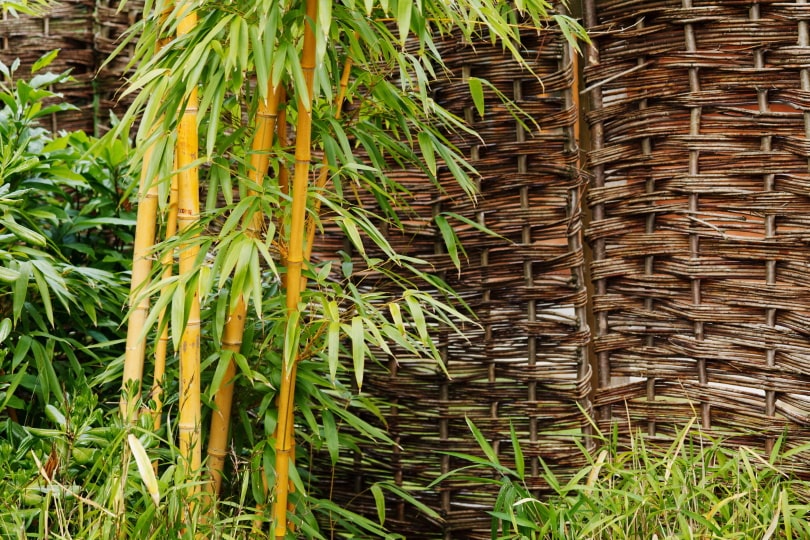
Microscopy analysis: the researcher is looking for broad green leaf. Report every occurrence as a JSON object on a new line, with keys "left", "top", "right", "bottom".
{"left": 44, "top": 404, "right": 66, "bottom": 430}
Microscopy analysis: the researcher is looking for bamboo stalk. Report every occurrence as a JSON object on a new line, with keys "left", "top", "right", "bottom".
{"left": 120, "top": 11, "right": 173, "bottom": 425}
{"left": 120, "top": 142, "right": 159, "bottom": 422}
{"left": 176, "top": 4, "right": 202, "bottom": 489}
{"left": 303, "top": 54, "right": 352, "bottom": 264}
{"left": 273, "top": 0, "right": 317, "bottom": 536}
{"left": 205, "top": 84, "right": 281, "bottom": 496}
{"left": 252, "top": 86, "right": 288, "bottom": 535}
{"left": 151, "top": 169, "right": 178, "bottom": 433}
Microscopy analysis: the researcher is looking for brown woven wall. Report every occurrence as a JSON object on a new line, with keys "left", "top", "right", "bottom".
{"left": 0, "top": 0, "right": 140, "bottom": 134}
{"left": 584, "top": 0, "right": 810, "bottom": 456}
{"left": 315, "top": 27, "right": 591, "bottom": 539}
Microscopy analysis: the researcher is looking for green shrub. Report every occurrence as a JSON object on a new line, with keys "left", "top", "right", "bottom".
{"left": 0, "top": 53, "right": 133, "bottom": 450}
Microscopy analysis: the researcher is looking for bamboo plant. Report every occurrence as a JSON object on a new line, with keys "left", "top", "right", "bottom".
{"left": 117, "top": 0, "right": 587, "bottom": 536}
{"left": 205, "top": 82, "right": 281, "bottom": 496}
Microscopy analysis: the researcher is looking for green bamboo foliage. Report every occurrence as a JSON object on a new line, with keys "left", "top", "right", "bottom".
{"left": 117, "top": 0, "right": 588, "bottom": 534}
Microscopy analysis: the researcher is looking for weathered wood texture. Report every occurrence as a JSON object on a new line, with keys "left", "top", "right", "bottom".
{"left": 584, "top": 0, "right": 810, "bottom": 462}
{"left": 313, "top": 25, "right": 591, "bottom": 539}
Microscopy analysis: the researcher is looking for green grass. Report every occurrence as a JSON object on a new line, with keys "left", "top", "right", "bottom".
{"left": 445, "top": 418, "right": 810, "bottom": 540}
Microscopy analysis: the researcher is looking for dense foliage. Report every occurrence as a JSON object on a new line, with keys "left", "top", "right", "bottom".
{"left": 0, "top": 57, "right": 137, "bottom": 535}
{"left": 445, "top": 419, "right": 810, "bottom": 540}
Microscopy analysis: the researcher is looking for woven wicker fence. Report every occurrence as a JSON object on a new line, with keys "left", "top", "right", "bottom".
{"left": 0, "top": 0, "right": 140, "bottom": 134}
{"left": 584, "top": 0, "right": 810, "bottom": 461}
{"left": 314, "top": 27, "right": 591, "bottom": 539}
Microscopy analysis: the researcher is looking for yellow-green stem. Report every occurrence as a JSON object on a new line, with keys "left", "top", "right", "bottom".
{"left": 176, "top": 5, "right": 202, "bottom": 491}
{"left": 273, "top": 0, "right": 317, "bottom": 537}
{"left": 205, "top": 83, "right": 281, "bottom": 496}
{"left": 120, "top": 141, "right": 159, "bottom": 422}
{"left": 152, "top": 166, "right": 178, "bottom": 433}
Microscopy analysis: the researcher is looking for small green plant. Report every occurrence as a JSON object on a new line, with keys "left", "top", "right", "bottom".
{"left": 0, "top": 52, "right": 134, "bottom": 424}
{"left": 440, "top": 418, "right": 810, "bottom": 540}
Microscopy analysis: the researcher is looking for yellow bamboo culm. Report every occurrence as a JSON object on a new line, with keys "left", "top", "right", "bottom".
{"left": 176, "top": 4, "right": 202, "bottom": 493}
{"left": 152, "top": 170, "right": 178, "bottom": 433}
{"left": 120, "top": 141, "right": 160, "bottom": 422}
{"left": 205, "top": 84, "right": 281, "bottom": 497}
{"left": 120, "top": 18, "right": 173, "bottom": 426}
{"left": 273, "top": 0, "right": 318, "bottom": 537}
{"left": 303, "top": 54, "right": 353, "bottom": 265}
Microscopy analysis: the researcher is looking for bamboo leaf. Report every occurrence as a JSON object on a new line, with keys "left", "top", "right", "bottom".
{"left": 510, "top": 422, "right": 525, "bottom": 481}
{"left": 13, "top": 261, "right": 31, "bottom": 323}
{"left": 388, "top": 302, "right": 405, "bottom": 335}
{"left": 351, "top": 316, "right": 364, "bottom": 390}
{"left": 434, "top": 213, "right": 460, "bottom": 269}
{"left": 370, "top": 483, "right": 386, "bottom": 525}
{"left": 322, "top": 409, "right": 339, "bottom": 466}
{"left": 31, "top": 50, "right": 59, "bottom": 73}
{"left": 417, "top": 131, "right": 436, "bottom": 177}
{"left": 171, "top": 278, "right": 187, "bottom": 351}
{"left": 397, "top": 0, "right": 412, "bottom": 46}
{"left": 283, "top": 310, "right": 300, "bottom": 374}
{"left": 318, "top": 0, "right": 332, "bottom": 40}
{"left": 0, "top": 318, "right": 11, "bottom": 344}
{"left": 380, "top": 482, "right": 442, "bottom": 520}
{"left": 340, "top": 217, "right": 366, "bottom": 258}
{"left": 468, "top": 76, "right": 485, "bottom": 119}
{"left": 466, "top": 417, "right": 499, "bottom": 466}
{"left": 128, "top": 434, "right": 160, "bottom": 505}
{"left": 328, "top": 321, "right": 340, "bottom": 383}
{"left": 404, "top": 291, "right": 429, "bottom": 344}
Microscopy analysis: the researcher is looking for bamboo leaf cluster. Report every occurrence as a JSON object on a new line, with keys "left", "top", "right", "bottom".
{"left": 111, "top": 0, "right": 588, "bottom": 536}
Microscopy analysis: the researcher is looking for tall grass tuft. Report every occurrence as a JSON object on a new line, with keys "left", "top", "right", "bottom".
{"left": 443, "top": 418, "right": 810, "bottom": 540}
